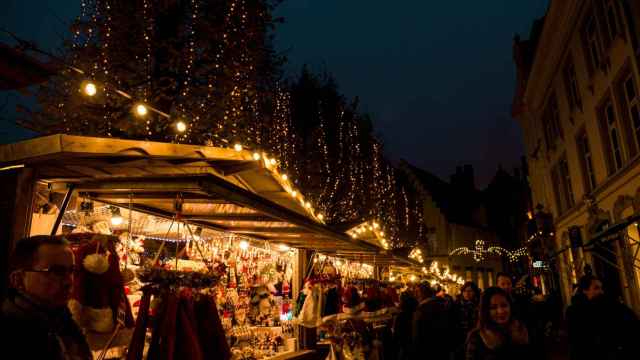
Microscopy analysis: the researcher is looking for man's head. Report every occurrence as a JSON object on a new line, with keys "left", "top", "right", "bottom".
{"left": 578, "top": 274, "right": 604, "bottom": 301}
{"left": 417, "top": 282, "right": 435, "bottom": 301}
{"left": 9, "top": 236, "right": 74, "bottom": 308}
{"left": 496, "top": 272, "right": 513, "bottom": 294}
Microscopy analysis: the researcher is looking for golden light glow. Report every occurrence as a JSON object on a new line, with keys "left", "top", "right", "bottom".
{"left": 270, "top": 158, "right": 277, "bottom": 166}
{"left": 234, "top": 143, "right": 243, "bottom": 152}
{"left": 281, "top": 174, "right": 288, "bottom": 181}
{"left": 278, "top": 244, "right": 290, "bottom": 252}
{"left": 135, "top": 104, "right": 148, "bottom": 116}
{"left": 318, "top": 214, "right": 324, "bottom": 220}
{"left": 83, "top": 81, "right": 97, "bottom": 96}
{"left": 239, "top": 240, "right": 249, "bottom": 250}
{"left": 252, "top": 152, "right": 261, "bottom": 160}
{"left": 176, "top": 121, "right": 187, "bottom": 133}
{"left": 291, "top": 190, "right": 297, "bottom": 197}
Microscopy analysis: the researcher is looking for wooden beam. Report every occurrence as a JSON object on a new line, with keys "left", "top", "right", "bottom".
{"left": 214, "top": 160, "right": 263, "bottom": 176}
{"left": 228, "top": 226, "right": 310, "bottom": 234}
{"left": 83, "top": 192, "right": 228, "bottom": 204}
{"left": 182, "top": 213, "right": 277, "bottom": 222}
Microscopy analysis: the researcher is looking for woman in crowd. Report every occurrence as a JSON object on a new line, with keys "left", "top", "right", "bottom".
{"left": 454, "top": 281, "right": 480, "bottom": 360}
{"left": 465, "top": 286, "right": 530, "bottom": 360}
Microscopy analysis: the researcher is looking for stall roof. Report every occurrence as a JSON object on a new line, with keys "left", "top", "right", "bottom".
{"left": 1, "top": 135, "right": 416, "bottom": 259}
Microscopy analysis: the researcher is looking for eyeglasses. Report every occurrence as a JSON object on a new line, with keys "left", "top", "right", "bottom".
{"left": 25, "top": 265, "right": 78, "bottom": 278}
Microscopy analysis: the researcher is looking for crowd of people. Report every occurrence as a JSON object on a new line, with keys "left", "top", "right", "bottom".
{"left": 391, "top": 272, "right": 639, "bottom": 360}
{"left": 1, "top": 235, "right": 639, "bottom": 360}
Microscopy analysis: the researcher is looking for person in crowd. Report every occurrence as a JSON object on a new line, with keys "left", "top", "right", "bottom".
{"left": 393, "top": 291, "right": 418, "bottom": 360}
{"left": 495, "top": 272, "right": 513, "bottom": 295}
{"left": 454, "top": 282, "right": 480, "bottom": 360}
{"left": 0, "top": 235, "right": 92, "bottom": 360}
{"left": 412, "top": 283, "right": 456, "bottom": 359}
{"left": 566, "top": 274, "right": 639, "bottom": 360}
{"left": 465, "top": 286, "right": 531, "bottom": 360}
{"left": 495, "top": 272, "right": 529, "bottom": 326}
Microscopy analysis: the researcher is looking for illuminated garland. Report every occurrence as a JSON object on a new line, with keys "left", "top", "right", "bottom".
{"left": 450, "top": 240, "right": 529, "bottom": 263}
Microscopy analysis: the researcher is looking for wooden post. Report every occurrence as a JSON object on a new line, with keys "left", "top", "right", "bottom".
{"left": 0, "top": 168, "right": 35, "bottom": 300}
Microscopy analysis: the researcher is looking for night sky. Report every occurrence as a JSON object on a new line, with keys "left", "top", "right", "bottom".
{"left": 1, "top": 0, "right": 548, "bottom": 187}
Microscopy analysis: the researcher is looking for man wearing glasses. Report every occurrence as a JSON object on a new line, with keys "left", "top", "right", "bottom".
{"left": 1, "top": 235, "right": 92, "bottom": 360}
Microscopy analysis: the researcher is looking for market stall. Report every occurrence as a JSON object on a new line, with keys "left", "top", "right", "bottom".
{"left": 0, "top": 134, "right": 394, "bottom": 360}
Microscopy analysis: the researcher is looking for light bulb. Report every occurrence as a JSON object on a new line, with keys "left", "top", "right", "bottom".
{"left": 305, "top": 202, "right": 311, "bottom": 208}
{"left": 234, "top": 143, "right": 242, "bottom": 152}
{"left": 270, "top": 158, "right": 277, "bottom": 166}
{"left": 253, "top": 152, "right": 261, "bottom": 160}
{"left": 239, "top": 240, "right": 249, "bottom": 250}
{"left": 278, "top": 244, "right": 290, "bottom": 252}
{"left": 111, "top": 215, "right": 123, "bottom": 226}
{"left": 281, "top": 174, "right": 288, "bottom": 181}
{"left": 135, "top": 104, "right": 148, "bottom": 116}
{"left": 291, "top": 190, "right": 297, "bottom": 197}
{"left": 83, "top": 82, "right": 97, "bottom": 96}
{"left": 318, "top": 214, "right": 324, "bottom": 221}
{"left": 176, "top": 121, "right": 187, "bottom": 133}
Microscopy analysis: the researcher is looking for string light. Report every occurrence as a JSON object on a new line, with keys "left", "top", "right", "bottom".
{"left": 82, "top": 81, "right": 97, "bottom": 96}
{"left": 134, "top": 104, "right": 148, "bottom": 117}
{"left": 176, "top": 120, "right": 187, "bottom": 133}
{"left": 450, "top": 239, "right": 530, "bottom": 263}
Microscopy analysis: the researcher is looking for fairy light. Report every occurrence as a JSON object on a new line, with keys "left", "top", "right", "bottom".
{"left": 234, "top": 143, "right": 243, "bottom": 152}
{"left": 134, "top": 104, "right": 148, "bottom": 117}
{"left": 82, "top": 81, "right": 97, "bottom": 96}
{"left": 176, "top": 120, "right": 187, "bottom": 133}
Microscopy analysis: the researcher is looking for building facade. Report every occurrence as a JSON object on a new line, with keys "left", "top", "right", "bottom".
{"left": 513, "top": 0, "right": 640, "bottom": 311}
{"left": 401, "top": 162, "right": 511, "bottom": 292}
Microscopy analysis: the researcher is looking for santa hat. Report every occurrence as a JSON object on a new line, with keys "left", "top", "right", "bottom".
{"left": 69, "top": 234, "right": 134, "bottom": 333}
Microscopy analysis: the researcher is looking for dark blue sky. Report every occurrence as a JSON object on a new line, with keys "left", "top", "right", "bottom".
{"left": 1, "top": 0, "right": 548, "bottom": 187}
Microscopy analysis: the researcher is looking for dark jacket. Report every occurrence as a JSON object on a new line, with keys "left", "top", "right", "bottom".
{"left": 412, "top": 297, "right": 456, "bottom": 359}
{"left": 454, "top": 299, "right": 478, "bottom": 360}
{"left": 0, "top": 290, "right": 92, "bottom": 360}
{"left": 465, "top": 321, "right": 531, "bottom": 360}
{"left": 566, "top": 294, "right": 638, "bottom": 360}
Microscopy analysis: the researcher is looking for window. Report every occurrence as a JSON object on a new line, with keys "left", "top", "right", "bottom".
{"left": 582, "top": 14, "right": 603, "bottom": 73}
{"left": 622, "top": 74, "right": 640, "bottom": 153}
{"left": 600, "top": 100, "right": 624, "bottom": 173}
{"left": 551, "top": 156, "right": 575, "bottom": 215}
{"left": 543, "top": 95, "right": 563, "bottom": 150}
{"left": 577, "top": 130, "right": 597, "bottom": 192}
{"left": 564, "top": 58, "right": 582, "bottom": 111}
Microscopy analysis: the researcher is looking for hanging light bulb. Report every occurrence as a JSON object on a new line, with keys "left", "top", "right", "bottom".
{"left": 239, "top": 240, "right": 249, "bottom": 250}
{"left": 82, "top": 81, "right": 97, "bottom": 96}
{"left": 176, "top": 120, "right": 187, "bottom": 133}
{"left": 110, "top": 207, "right": 123, "bottom": 226}
{"left": 278, "top": 244, "right": 290, "bottom": 252}
{"left": 134, "top": 103, "right": 148, "bottom": 117}
{"left": 234, "top": 143, "right": 243, "bottom": 152}
{"left": 252, "top": 152, "right": 261, "bottom": 161}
